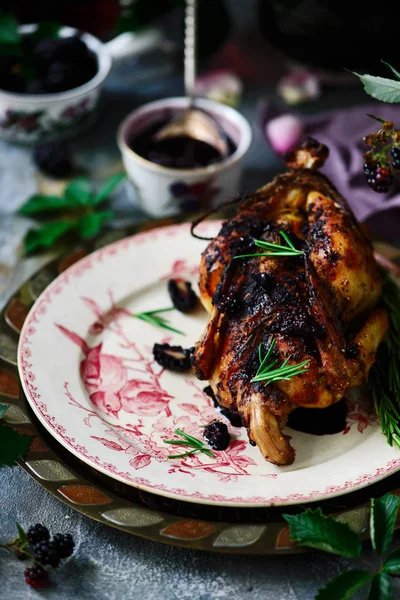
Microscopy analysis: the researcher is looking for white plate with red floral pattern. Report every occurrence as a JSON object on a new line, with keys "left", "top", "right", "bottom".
{"left": 18, "top": 222, "right": 400, "bottom": 507}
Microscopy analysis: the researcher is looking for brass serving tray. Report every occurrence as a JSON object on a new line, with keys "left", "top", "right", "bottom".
{"left": 1, "top": 224, "right": 400, "bottom": 555}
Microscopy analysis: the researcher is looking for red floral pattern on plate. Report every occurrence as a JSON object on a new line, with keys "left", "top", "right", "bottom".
{"left": 18, "top": 222, "right": 400, "bottom": 506}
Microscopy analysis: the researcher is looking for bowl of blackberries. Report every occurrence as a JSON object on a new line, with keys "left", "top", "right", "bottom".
{"left": 0, "top": 23, "right": 110, "bottom": 143}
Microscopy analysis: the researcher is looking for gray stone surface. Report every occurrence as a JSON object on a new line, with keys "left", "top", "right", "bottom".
{"left": 1, "top": 31, "right": 400, "bottom": 600}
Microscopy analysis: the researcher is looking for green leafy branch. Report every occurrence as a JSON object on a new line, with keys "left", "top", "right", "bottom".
{"left": 19, "top": 173, "right": 126, "bottom": 255}
{"left": 368, "top": 272, "right": 400, "bottom": 449}
{"left": 0, "top": 403, "right": 33, "bottom": 468}
{"left": 284, "top": 493, "right": 400, "bottom": 599}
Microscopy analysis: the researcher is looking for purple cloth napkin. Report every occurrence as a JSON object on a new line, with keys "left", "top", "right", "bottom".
{"left": 260, "top": 102, "right": 400, "bottom": 241}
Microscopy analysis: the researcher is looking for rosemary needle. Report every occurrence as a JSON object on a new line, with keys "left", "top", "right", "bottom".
{"left": 234, "top": 230, "right": 304, "bottom": 259}
{"left": 252, "top": 339, "right": 310, "bottom": 383}
{"left": 134, "top": 307, "right": 184, "bottom": 335}
{"left": 164, "top": 429, "right": 215, "bottom": 459}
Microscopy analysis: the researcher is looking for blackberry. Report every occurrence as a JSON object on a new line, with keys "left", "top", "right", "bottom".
{"left": 33, "top": 142, "right": 73, "bottom": 178}
{"left": 33, "top": 540, "right": 61, "bottom": 568}
{"left": 33, "top": 36, "right": 89, "bottom": 73}
{"left": 25, "top": 79, "right": 48, "bottom": 94}
{"left": 57, "top": 36, "right": 91, "bottom": 63}
{"left": 364, "top": 162, "right": 393, "bottom": 193}
{"left": 203, "top": 420, "right": 231, "bottom": 450}
{"left": 27, "top": 523, "right": 50, "bottom": 546}
{"left": 391, "top": 146, "right": 400, "bottom": 170}
{"left": 44, "top": 62, "right": 80, "bottom": 93}
{"left": 52, "top": 533, "right": 75, "bottom": 559}
{"left": 152, "top": 343, "right": 191, "bottom": 372}
{"left": 24, "top": 564, "right": 48, "bottom": 589}
{"left": 167, "top": 279, "right": 198, "bottom": 313}
{"left": 32, "top": 38, "right": 62, "bottom": 74}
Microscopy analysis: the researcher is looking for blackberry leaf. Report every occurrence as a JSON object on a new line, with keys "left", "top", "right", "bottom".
{"left": 19, "top": 195, "right": 70, "bottom": 215}
{"left": 282, "top": 508, "right": 362, "bottom": 558}
{"left": 368, "top": 573, "right": 392, "bottom": 600}
{"left": 64, "top": 178, "right": 93, "bottom": 207}
{"left": 92, "top": 173, "right": 125, "bottom": 206}
{"left": 384, "top": 548, "right": 400, "bottom": 575}
{"left": 24, "top": 220, "right": 76, "bottom": 254}
{"left": 76, "top": 211, "right": 114, "bottom": 239}
{"left": 370, "top": 493, "right": 400, "bottom": 555}
{"left": 315, "top": 570, "right": 371, "bottom": 600}
{"left": 351, "top": 72, "right": 400, "bottom": 103}
{"left": 0, "top": 424, "right": 33, "bottom": 467}
{"left": 0, "top": 13, "right": 20, "bottom": 45}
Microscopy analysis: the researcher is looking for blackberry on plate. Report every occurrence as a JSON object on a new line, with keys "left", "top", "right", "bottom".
{"left": 33, "top": 540, "right": 61, "bottom": 568}
{"left": 52, "top": 533, "right": 75, "bottom": 559}
{"left": 167, "top": 279, "right": 198, "bottom": 313}
{"left": 33, "top": 142, "right": 73, "bottom": 178}
{"left": 203, "top": 420, "right": 231, "bottom": 450}
{"left": 152, "top": 343, "right": 192, "bottom": 372}
{"left": 27, "top": 523, "right": 50, "bottom": 546}
{"left": 24, "top": 564, "right": 48, "bottom": 589}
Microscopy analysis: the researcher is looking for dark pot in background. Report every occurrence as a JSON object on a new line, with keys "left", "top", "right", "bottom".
{"left": 258, "top": 0, "right": 394, "bottom": 76}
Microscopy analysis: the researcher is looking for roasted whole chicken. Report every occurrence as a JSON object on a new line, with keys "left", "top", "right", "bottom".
{"left": 192, "top": 139, "right": 389, "bottom": 465}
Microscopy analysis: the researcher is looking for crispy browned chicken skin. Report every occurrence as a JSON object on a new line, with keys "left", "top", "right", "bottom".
{"left": 192, "top": 139, "right": 388, "bottom": 466}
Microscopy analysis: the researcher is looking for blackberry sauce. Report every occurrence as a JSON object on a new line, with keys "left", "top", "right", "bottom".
{"left": 129, "top": 120, "right": 236, "bottom": 169}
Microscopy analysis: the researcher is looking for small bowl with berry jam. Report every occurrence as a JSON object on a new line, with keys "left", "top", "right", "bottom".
{"left": 0, "top": 23, "right": 161, "bottom": 144}
{"left": 117, "top": 97, "right": 252, "bottom": 217}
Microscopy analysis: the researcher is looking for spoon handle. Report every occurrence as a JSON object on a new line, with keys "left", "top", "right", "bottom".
{"left": 184, "top": 0, "right": 197, "bottom": 107}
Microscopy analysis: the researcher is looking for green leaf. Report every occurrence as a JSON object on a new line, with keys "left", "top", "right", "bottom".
{"left": 64, "top": 178, "right": 93, "bottom": 207}
{"left": 283, "top": 508, "right": 362, "bottom": 558}
{"left": 382, "top": 61, "right": 400, "bottom": 81}
{"left": 24, "top": 220, "right": 76, "bottom": 254}
{"left": 351, "top": 71, "right": 400, "bottom": 103}
{"left": 0, "top": 424, "right": 33, "bottom": 467}
{"left": 315, "top": 570, "right": 371, "bottom": 600}
{"left": 30, "top": 21, "right": 61, "bottom": 43}
{"left": 384, "top": 547, "right": 400, "bottom": 575}
{"left": 0, "top": 12, "right": 20, "bottom": 45}
{"left": 19, "top": 194, "right": 70, "bottom": 215}
{"left": 76, "top": 211, "right": 114, "bottom": 240}
{"left": 92, "top": 173, "right": 126, "bottom": 206}
{"left": 368, "top": 573, "right": 392, "bottom": 600}
{"left": 16, "top": 522, "right": 28, "bottom": 544}
{"left": 0, "top": 404, "right": 9, "bottom": 420}
{"left": 370, "top": 493, "right": 400, "bottom": 555}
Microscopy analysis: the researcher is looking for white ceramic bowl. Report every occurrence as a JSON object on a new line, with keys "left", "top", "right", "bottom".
{"left": 0, "top": 25, "right": 162, "bottom": 144}
{"left": 117, "top": 97, "right": 252, "bottom": 217}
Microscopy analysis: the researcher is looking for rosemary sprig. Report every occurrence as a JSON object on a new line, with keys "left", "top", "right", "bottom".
{"left": 252, "top": 338, "right": 310, "bottom": 383}
{"left": 367, "top": 272, "right": 400, "bottom": 448}
{"left": 234, "top": 230, "right": 304, "bottom": 259}
{"left": 134, "top": 307, "right": 184, "bottom": 335}
{"left": 164, "top": 429, "right": 215, "bottom": 459}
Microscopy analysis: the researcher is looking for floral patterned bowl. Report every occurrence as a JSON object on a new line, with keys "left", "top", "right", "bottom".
{"left": 0, "top": 24, "right": 161, "bottom": 144}
{"left": 117, "top": 97, "right": 253, "bottom": 217}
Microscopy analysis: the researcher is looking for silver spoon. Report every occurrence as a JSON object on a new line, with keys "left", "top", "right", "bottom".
{"left": 152, "top": 0, "right": 229, "bottom": 158}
